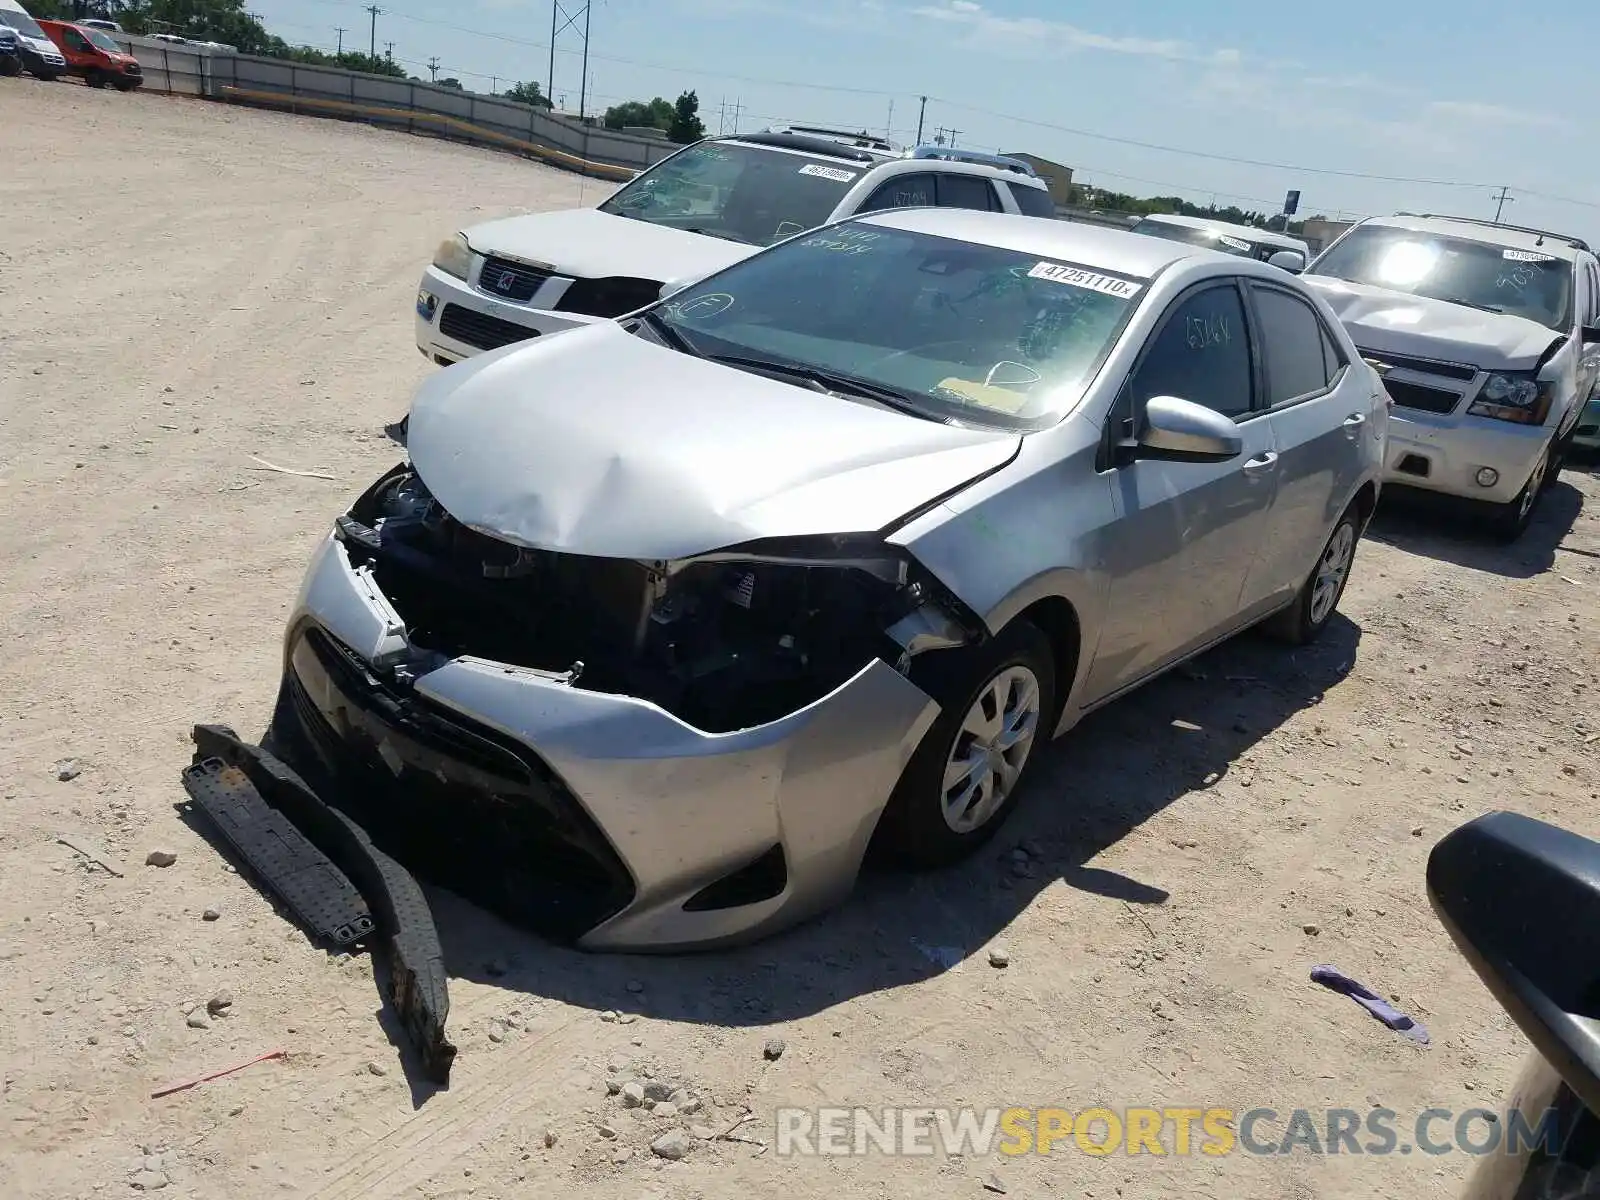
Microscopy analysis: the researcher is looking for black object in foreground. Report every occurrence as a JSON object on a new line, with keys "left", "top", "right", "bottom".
{"left": 184, "top": 725, "right": 458, "bottom": 1086}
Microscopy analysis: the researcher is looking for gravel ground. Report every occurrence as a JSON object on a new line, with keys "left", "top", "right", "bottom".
{"left": 3, "top": 77, "right": 1599, "bottom": 1200}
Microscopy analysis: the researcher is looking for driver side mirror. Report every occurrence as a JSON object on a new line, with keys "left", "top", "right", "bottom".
{"left": 1131, "top": 395, "right": 1244, "bottom": 463}
{"left": 1268, "top": 250, "right": 1306, "bottom": 274}
{"left": 1428, "top": 811, "right": 1600, "bottom": 1119}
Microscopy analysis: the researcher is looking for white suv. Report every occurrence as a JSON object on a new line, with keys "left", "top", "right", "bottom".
{"left": 1304, "top": 214, "right": 1600, "bottom": 539}
{"left": 414, "top": 130, "right": 1058, "bottom": 364}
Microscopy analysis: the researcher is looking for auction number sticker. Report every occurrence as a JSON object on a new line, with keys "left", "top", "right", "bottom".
{"left": 1217, "top": 234, "right": 1252, "bottom": 252}
{"left": 798, "top": 164, "right": 858, "bottom": 183}
{"left": 1502, "top": 249, "right": 1556, "bottom": 262}
{"left": 1027, "top": 261, "right": 1143, "bottom": 298}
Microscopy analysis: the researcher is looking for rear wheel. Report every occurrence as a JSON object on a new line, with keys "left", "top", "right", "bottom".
{"left": 1489, "top": 443, "right": 1551, "bottom": 543}
{"left": 1265, "top": 507, "right": 1361, "bottom": 645}
{"left": 30, "top": 67, "right": 60, "bottom": 81}
{"left": 874, "top": 619, "right": 1056, "bottom": 867}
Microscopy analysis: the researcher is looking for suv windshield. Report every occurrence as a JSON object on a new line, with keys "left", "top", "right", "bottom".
{"left": 600, "top": 140, "right": 867, "bottom": 247}
{"left": 1132, "top": 218, "right": 1274, "bottom": 260}
{"left": 0, "top": 9, "right": 47, "bottom": 38}
{"left": 649, "top": 222, "right": 1143, "bottom": 430}
{"left": 83, "top": 26, "right": 121, "bottom": 50}
{"left": 1311, "top": 224, "right": 1574, "bottom": 332}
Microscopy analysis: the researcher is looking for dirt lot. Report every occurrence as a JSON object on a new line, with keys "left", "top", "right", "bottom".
{"left": 3, "top": 78, "right": 1599, "bottom": 1200}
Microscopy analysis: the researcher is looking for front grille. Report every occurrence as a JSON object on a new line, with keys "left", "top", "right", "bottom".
{"left": 476, "top": 255, "right": 553, "bottom": 303}
{"left": 1356, "top": 346, "right": 1477, "bottom": 382}
{"left": 1385, "top": 379, "right": 1461, "bottom": 414}
{"left": 438, "top": 303, "right": 538, "bottom": 351}
{"left": 557, "top": 275, "right": 663, "bottom": 317}
{"left": 276, "top": 627, "right": 636, "bottom": 942}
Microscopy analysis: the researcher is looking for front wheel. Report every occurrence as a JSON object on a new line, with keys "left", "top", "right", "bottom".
{"left": 1489, "top": 444, "right": 1551, "bottom": 543}
{"left": 1265, "top": 508, "right": 1361, "bottom": 644}
{"left": 85, "top": 69, "right": 108, "bottom": 88}
{"left": 30, "top": 68, "right": 60, "bottom": 81}
{"left": 874, "top": 619, "right": 1056, "bottom": 867}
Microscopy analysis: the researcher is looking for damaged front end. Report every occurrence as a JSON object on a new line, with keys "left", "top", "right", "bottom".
{"left": 261, "top": 462, "right": 972, "bottom": 950}
{"left": 337, "top": 462, "right": 975, "bottom": 734}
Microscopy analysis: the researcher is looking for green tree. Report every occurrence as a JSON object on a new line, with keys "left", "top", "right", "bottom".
{"left": 503, "top": 80, "right": 552, "bottom": 108}
{"left": 667, "top": 89, "right": 704, "bottom": 143}
{"left": 603, "top": 96, "right": 674, "bottom": 131}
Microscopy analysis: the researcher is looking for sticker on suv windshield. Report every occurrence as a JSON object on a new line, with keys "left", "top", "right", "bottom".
{"left": 1502, "top": 249, "right": 1556, "bottom": 262}
{"left": 798, "top": 164, "right": 858, "bottom": 183}
{"left": 1217, "top": 234, "right": 1252, "bottom": 252}
{"left": 1027, "top": 262, "right": 1144, "bottom": 298}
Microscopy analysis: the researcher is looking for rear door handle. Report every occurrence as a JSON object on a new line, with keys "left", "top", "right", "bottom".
{"left": 1343, "top": 412, "right": 1367, "bottom": 437}
{"left": 1242, "top": 451, "right": 1279, "bottom": 476}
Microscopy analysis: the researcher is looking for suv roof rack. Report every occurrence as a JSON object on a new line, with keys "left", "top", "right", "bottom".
{"left": 761, "top": 124, "right": 899, "bottom": 153}
{"left": 1394, "top": 212, "right": 1590, "bottom": 253}
{"left": 906, "top": 145, "right": 1039, "bottom": 178}
{"left": 726, "top": 131, "right": 880, "bottom": 163}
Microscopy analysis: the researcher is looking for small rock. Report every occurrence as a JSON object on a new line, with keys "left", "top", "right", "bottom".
{"left": 620, "top": 1082, "right": 646, "bottom": 1108}
{"left": 763, "top": 1037, "right": 786, "bottom": 1061}
{"left": 983, "top": 1174, "right": 1009, "bottom": 1195}
{"left": 680, "top": 1096, "right": 703, "bottom": 1115}
{"left": 643, "top": 1081, "right": 675, "bottom": 1102}
{"left": 1412, "top": 826, "right": 1425, "bottom": 837}
{"left": 987, "top": 946, "right": 1011, "bottom": 968}
{"left": 654, "top": 1102, "right": 679, "bottom": 1119}
{"left": 53, "top": 759, "right": 82, "bottom": 781}
{"left": 597, "top": 1123, "right": 618, "bottom": 1139}
{"left": 625, "top": 979, "right": 645, "bottom": 994}
{"left": 650, "top": 1129, "right": 693, "bottom": 1160}
{"left": 1302, "top": 923, "right": 1321, "bottom": 936}
{"left": 689, "top": 1123, "right": 717, "bottom": 1140}
{"left": 145, "top": 850, "right": 177, "bottom": 868}
{"left": 668, "top": 1088, "right": 690, "bottom": 1107}
{"left": 185, "top": 1011, "right": 209, "bottom": 1029}
{"left": 129, "top": 1170, "right": 169, "bottom": 1191}
{"left": 206, "top": 992, "right": 232, "bottom": 1016}
{"left": 600, "top": 1010, "right": 619, "bottom": 1023}
{"left": 488, "top": 1025, "right": 505, "bottom": 1044}
{"left": 606, "top": 1078, "right": 622, "bottom": 1095}
{"left": 202, "top": 908, "right": 221, "bottom": 922}
{"left": 543, "top": 1128, "right": 558, "bottom": 1148}
{"left": 366, "top": 1061, "right": 387, "bottom": 1076}
{"left": 616, "top": 1012, "right": 637, "bottom": 1025}
{"left": 228, "top": 1104, "right": 245, "bottom": 1117}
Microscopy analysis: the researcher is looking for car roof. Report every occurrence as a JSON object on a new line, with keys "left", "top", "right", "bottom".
{"left": 1135, "top": 211, "right": 1308, "bottom": 252}
{"left": 716, "top": 134, "right": 1049, "bottom": 189}
{"left": 1358, "top": 214, "right": 1587, "bottom": 260}
{"left": 854, "top": 207, "right": 1237, "bottom": 277}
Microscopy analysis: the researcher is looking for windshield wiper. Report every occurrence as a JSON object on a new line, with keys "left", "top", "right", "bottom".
{"left": 706, "top": 353, "right": 940, "bottom": 418}
{"left": 1436, "top": 295, "right": 1505, "bottom": 314}
{"left": 682, "top": 226, "right": 754, "bottom": 244}
{"left": 637, "top": 310, "right": 705, "bottom": 357}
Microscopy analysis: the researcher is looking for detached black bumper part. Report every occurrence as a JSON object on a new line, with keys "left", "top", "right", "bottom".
{"left": 183, "top": 724, "right": 457, "bottom": 1085}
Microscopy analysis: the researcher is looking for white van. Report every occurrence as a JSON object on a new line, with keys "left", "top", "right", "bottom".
{"left": 0, "top": 0, "right": 63, "bottom": 78}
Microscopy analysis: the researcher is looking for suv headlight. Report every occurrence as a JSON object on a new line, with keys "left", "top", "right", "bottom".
{"left": 1467, "top": 372, "right": 1553, "bottom": 426}
{"left": 431, "top": 232, "right": 474, "bottom": 281}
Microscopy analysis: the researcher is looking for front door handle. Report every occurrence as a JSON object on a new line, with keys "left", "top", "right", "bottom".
{"left": 1242, "top": 451, "right": 1279, "bottom": 476}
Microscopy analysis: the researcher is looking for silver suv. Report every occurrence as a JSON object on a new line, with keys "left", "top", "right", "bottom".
{"left": 414, "top": 130, "right": 1058, "bottom": 363}
{"left": 1304, "top": 214, "right": 1600, "bottom": 539}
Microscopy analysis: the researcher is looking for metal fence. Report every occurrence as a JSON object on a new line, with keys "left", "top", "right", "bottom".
{"left": 113, "top": 34, "right": 678, "bottom": 180}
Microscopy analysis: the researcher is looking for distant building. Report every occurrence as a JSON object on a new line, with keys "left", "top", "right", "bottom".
{"left": 1002, "top": 153, "right": 1074, "bottom": 206}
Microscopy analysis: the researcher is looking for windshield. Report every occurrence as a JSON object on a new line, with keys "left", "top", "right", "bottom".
{"left": 600, "top": 141, "right": 865, "bottom": 247}
{"left": 1131, "top": 218, "right": 1268, "bottom": 260}
{"left": 83, "top": 26, "right": 121, "bottom": 50}
{"left": 0, "top": 9, "right": 47, "bottom": 38}
{"left": 1311, "top": 225, "right": 1573, "bottom": 332}
{"left": 649, "top": 223, "right": 1143, "bottom": 429}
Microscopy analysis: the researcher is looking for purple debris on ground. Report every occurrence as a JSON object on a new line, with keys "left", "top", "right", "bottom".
{"left": 1311, "top": 965, "right": 1430, "bottom": 1045}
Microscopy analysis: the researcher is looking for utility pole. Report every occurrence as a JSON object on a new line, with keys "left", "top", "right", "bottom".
{"left": 914, "top": 95, "right": 926, "bottom": 145}
{"left": 364, "top": 4, "right": 381, "bottom": 59}
{"left": 578, "top": 0, "right": 591, "bottom": 119}
{"left": 427, "top": 55, "right": 439, "bottom": 81}
{"left": 1491, "top": 186, "right": 1514, "bottom": 224}
{"left": 334, "top": 25, "right": 346, "bottom": 54}
{"left": 729, "top": 98, "right": 742, "bottom": 133}
{"left": 383, "top": 40, "right": 395, "bottom": 61}
{"left": 885, "top": 98, "right": 893, "bottom": 141}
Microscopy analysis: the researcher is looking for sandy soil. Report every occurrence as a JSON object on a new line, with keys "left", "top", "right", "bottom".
{"left": 3, "top": 77, "right": 1599, "bottom": 1200}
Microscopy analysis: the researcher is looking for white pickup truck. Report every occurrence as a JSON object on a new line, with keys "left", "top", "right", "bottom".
{"left": 413, "top": 129, "right": 1058, "bottom": 364}
{"left": 1303, "top": 213, "right": 1600, "bottom": 540}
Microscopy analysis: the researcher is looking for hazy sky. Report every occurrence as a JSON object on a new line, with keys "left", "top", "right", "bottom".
{"left": 251, "top": 0, "right": 1600, "bottom": 238}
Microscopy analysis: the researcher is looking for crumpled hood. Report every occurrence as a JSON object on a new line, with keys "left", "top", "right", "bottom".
{"left": 406, "top": 321, "right": 1021, "bottom": 560}
{"left": 464, "top": 207, "right": 756, "bottom": 285}
{"left": 1305, "top": 276, "right": 1562, "bottom": 371}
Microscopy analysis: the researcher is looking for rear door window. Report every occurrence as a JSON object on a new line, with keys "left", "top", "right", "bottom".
{"left": 1008, "top": 184, "right": 1058, "bottom": 218}
{"left": 858, "top": 173, "right": 936, "bottom": 212}
{"left": 1251, "top": 285, "right": 1340, "bottom": 404}
{"left": 934, "top": 174, "right": 998, "bottom": 212}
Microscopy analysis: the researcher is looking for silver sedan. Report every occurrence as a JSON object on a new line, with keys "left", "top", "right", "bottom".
{"left": 267, "top": 207, "right": 1388, "bottom": 950}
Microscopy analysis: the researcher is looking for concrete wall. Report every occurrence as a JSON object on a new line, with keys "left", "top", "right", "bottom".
{"left": 112, "top": 36, "right": 680, "bottom": 179}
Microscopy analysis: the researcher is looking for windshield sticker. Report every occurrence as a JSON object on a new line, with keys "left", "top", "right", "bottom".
{"left": 1217, "top": 234, "right": 1253, "bottom": 252}
{"left": 798, "top": 164, "right": 857, "bottom": 183}
{"left": 1026, "top": 262, "right": 1143, "bottom": 299}
{"left": 1502, "top": 249, "right": 1556, "bottom": 263}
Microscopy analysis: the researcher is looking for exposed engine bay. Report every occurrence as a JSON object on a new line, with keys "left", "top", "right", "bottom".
{"left": 336, "top": 463, "right": 975, "bottom": 732}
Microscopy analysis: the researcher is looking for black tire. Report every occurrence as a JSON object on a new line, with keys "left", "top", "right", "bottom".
{"left": 30, "top": 68, "right": 60, "bottom": 81}
{"left": 0, "top": 56, "right": 20, "bottom": 77}
{"left": 874, "top": 619, "right": 1056, "bottom": 867}
{"left": 114, "top": 79, "right": 138, "bottom": 91}
{"left": 1265, "top": 507, "right": 1362, "bottom": 645}
{"left": 1488, "top": 442, "right": 1552, "bottom": 543}
{"left": 85, "top": 69, "right": 108, "bottom": 88}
